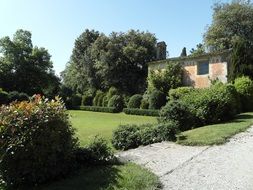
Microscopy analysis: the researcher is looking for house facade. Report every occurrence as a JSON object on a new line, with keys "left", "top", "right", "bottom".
{"left": 148, "top": 44, "right": 231, "bottom": 88}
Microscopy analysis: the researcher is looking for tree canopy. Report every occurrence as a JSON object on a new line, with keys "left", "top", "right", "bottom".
{"left": 204, "top": 0, "right": 253, "bottom": 51}
{"left": 62, "top": 29, "right": 157, "bottom": 95}
{"left": 0, "top": 29, "right": 59, "bottom": 96}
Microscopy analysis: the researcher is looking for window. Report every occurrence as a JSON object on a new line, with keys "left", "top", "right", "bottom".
{"left": 197, "top": 61, "right": 209, "bottom": 75}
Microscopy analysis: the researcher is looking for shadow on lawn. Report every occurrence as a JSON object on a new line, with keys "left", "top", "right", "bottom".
{"left": 235, "top": 113, "right": 253, "bottom": 120}
{"left": 37, "top": 164, "right": 123, "bottom": 190}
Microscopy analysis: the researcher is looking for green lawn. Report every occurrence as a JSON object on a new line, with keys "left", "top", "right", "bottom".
{"left": 69, "top": 110, "right": 157, "bottom": 146}
{"left": 177, "top": 112, "right": 253, "bottom": 146}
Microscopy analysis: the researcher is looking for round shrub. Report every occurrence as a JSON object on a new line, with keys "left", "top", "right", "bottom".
{"left": 81, "top": 95, "right": 93, "bottom": 106}
{"left": 0, "top": 89, "right": 9, "bottom": 105}
{"left": 74, "top": 136, "right": 114, "bottom": 166}
{"left": 93, "top": 91, "right": 104, "bottom": 106}
{"left": 97, "top": 93, "right": 106, "bottom": 106}
{"left": 149, "top": 90, "right": 166, "bottom": 110}
{"left": 102, "top": 96, "right": 109, "bottom": 107}
{"left": 107, "top": 87, "right": 119, "bottom": 100}
{"left": 160, "top": 100, "right": 195, "bottom": 131}
{"left": 112, "top": 124, "right": 141, "bottom": 150}
{"left": 169, "top": 87, "right": 194, "bottom": 100}
{"left": 234, "top": 76, "right": 253, "bottom": 112}
{"left": 138, "top": 124, "right": 160, "bottom": 145}
{"left": 71, "top": 94, "right": 82, "bottom": 107}
{"left": 108, "top": 95, "right": 124, "bottom": 112}
{"left": 140, "top": 98, "right": 149, "bottom": 109}
{"left": 156, "top": 121, "right": 179, "bottom": 141}
{"left": 0, "top": 95, "right": 78, "bottom": 188}
{"left": 127, "top": 94, "right": 143, "bottom": 108}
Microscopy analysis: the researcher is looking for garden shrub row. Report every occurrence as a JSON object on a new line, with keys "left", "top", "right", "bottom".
{"left": 161, "top": 83, "right": 239, "bottom": 131}
{"left": 79, "top": 106, "right": 120, "bottom": 113}
{"left": 123, "top": 108, "right": 159, "bottom": 116}
{"left": 112, "top": 121, "right": 178, "bottom": 150}
{"left": 0, "top": 89, "right": 29, "bottom": 105}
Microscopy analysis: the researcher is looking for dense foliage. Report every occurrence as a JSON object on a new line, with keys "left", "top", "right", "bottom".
{"left": 204, "top": 0, "right": 253, "bottom": 50}
{"left": 127, "top": 94, "right": 143, "bottom": 108}
{"left": 0, "top": 30, "right": 60, "bottom": 96}
{"left": 108, "top": 95, "right": 124, "bottom": 112}
{"left": 79, "top": 106, "right": 120, "bottom": 113}
{"left": 0, "top": 95, "right": 78, "bottom": 188}
{"left": 147, "top": 62, "right": 183, "bottom": 94}
{"left": 234, "top": 76, "right": 253, "bottom": 111}
{"left": 112, "top": 122, "right": 178, "bottom": 150}
{"left": 74, "top": 136, "right": 114, "bottom": 166}
{"left": 123, "top": 108, "right": 159, "bottom": 116}
{"left": 168, "top": 87, "right": 194, "bottom": 100}
{"left": 148, "top": 90, "right": 166, "bottom": 110}
{"left": 161, "top": 83, "right": 238, "bottom": 130}
{"left": 62, "top": 29, "right": 157, "bottom": 95}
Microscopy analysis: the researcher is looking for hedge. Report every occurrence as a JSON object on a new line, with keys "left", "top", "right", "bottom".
{"left": 79, "top": 106, "right": 120, "bottom": 113}
{"left": 123, "top": 108, "right": 159, "bottom": 116}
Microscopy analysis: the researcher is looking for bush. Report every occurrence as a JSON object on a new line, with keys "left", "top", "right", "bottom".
{"left": 161, "top": 83, "right": 238, "bottom": 130}
{"left": 112, "top": 124, "right": 141, "bottom": 150}
{"left": 123, "top": 108, "right": 159, "bottom": 116}
{"left": 160, "top": 100, "right": 195, "bottom": 131}
{"left": 149, "top": 90, "right": 166, "bottom": 110}
{"left": 140, "top": 98, "right": 149, "bottom": 109}
{"left": 79, "top": 106, "right": 120, "bottom": 113}
{"left": 93, "top": 90, "right": 104, "bottom": 106}
{"left": 102, "top": 96, "right": 109, "bottom": 107}
{"left": 108, "top": 95, "right": 124, "bottom": 112}
{"left": 234, "top": 76, "right": 253, "bottom": 112}
{"left": 169, "top": 87, "right": 194, "bottom": 100}
{"left": 0, "top": 89, "right": 9, "bottom": 105}
{"left": 107, "top": 87, "right": 119, "bottom": 100}
{"left": 112, "top": 122, "right": 178, "bottom": 150}
{"left": 71, "top": 94, "right": 82, "bottom": 107}
{"left": 127, "top": 94, "right": 143, "bottom": 108}
{"left": 0, "top": 95, "right": 78, "bottom": 188}
{"left": 81, "top": 95, "right": 93, "bottom": 106}
{"left": 8, "top": 91, "right": 29, "bottom": 103}
{"left": 74, "top": 136, "right": 115, "bottom": 166}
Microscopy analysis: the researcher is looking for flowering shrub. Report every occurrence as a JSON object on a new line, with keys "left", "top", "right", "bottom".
{"left": 0, "top": 95, "right": 78, "bottom": 188}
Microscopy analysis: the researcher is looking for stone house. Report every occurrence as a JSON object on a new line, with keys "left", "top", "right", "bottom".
{"left": 148, "top": 42, "right": 231, "bottom": 88}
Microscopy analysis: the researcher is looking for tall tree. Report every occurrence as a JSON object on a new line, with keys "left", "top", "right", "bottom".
{"left": 204, "top": 0, "right": 253, "bottom": 51}
{"left": 63, "top": 29, "right": 157, "bottom": 94}
{"left": 180, "top": 47, "right": 187, "bottom": 57}
{"left": 0, "top": 29, "right": 59, "bottom": 96}
{"left": 189, "top": 43, "right": 205, "bottom": 56}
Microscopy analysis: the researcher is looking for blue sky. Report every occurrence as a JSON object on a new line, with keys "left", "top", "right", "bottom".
{"left": 0, "top": 0, "right": 230, "bottom": 75}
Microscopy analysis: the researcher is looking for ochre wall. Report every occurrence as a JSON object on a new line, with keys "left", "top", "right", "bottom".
{"left": 183, "top": 61, "right": 228, "bottom": 88}
{"left": 148, "top": 54, "right": 229, "bottom": 88}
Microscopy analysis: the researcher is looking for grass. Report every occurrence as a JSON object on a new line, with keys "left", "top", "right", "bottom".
{"left": 37, "top": 163, "right": 161, "bottom": 190}
{"left": 69, "top": 110, "right": 157, "bottom": 146}
{"left": 177, "top": 112, "right": 253, "bottom": 146}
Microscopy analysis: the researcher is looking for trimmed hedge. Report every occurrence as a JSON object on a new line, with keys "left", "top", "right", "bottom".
{"left": 112, "top": 122, "right": 178, "bottom": 150}
{"left": 108, "top": 95, "right": 124, "bottom": 112}
{"left": 79, "top": 106, "right": 120, "bottom": 113}
{"left": 127, "top": 94, "right": 143, "bottom": 108}
{"left": 149, "top": 89, "right": 166, "bottom": 109}
{"left": 123, "top": 108, "right": 159, "bottom": 116}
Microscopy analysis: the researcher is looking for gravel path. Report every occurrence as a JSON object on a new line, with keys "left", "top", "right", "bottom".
{"left": 117, "top": 126, "right": 253, "bottom": 190}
